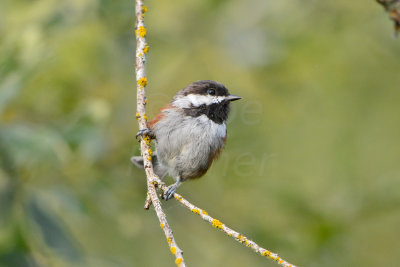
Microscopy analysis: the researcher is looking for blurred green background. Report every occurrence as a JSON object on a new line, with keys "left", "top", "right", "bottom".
{"left": 1, "top": 0, "right": 400, "bottom": 266}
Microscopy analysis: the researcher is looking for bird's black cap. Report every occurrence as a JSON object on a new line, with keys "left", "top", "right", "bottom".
{"left": 178, "top": 80, "right": 230, "bottom": 97}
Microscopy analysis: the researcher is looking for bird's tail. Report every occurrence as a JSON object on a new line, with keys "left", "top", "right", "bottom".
{"left": 131, "top": 152, "right": 168, "bottom": 179}
{"left": 130, "top": 152, "right": 158, "bottom": 170}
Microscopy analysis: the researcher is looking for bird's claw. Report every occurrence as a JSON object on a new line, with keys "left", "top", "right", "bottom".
{"left": 136, "top": 128, "right": 155, "bottom": 141}
{"left": 163, "top": 184, "right": 178, "bottom": 200}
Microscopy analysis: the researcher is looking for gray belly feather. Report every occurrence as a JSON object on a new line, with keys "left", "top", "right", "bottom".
{"left": 152, "top": 110, "right": 226, "bottom": 181}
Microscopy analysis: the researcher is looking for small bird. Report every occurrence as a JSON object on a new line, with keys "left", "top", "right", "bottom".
{"left": 132, "top": 80, "right": 241, "bottom": 200}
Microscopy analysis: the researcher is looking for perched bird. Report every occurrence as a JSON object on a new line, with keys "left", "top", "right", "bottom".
{"left": 132, "top": 80, "right": 241, "bottom": 200}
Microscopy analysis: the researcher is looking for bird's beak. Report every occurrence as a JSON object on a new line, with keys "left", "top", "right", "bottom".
{"left": 225, "top": 94, "right": 242, "bottom": 102}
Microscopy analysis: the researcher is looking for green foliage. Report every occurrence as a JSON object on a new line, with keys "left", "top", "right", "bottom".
{"left": 1, "top": 0, "right": 400, "bottom": 266}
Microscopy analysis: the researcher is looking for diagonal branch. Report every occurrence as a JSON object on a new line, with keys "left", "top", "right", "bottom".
{"left": 134, "top": 1, "right": 186, "bottom": 266}
{"left": 150, "top": 177, "right": 297, "bottom": 267}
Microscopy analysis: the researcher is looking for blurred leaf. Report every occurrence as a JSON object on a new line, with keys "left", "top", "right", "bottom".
{"left": 0, "top": 125, "right": 71, "bottom": 167}
{"left": 0, "top": 74, "right": 21, "bottom": 116}
{"left": 0, "top": 133, "right": 18, "bottom": 222}
{"left": 0, "top": 225, "right": 40, "bottom": 267}
{"left": 27, "top": 197, "right": 82, "bottom": 263}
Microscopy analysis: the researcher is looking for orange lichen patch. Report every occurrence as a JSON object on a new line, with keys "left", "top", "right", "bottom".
{"left": 143, "top": 136, "right": 151, "bottom": 144}
{"left": 170, "top": 246, "right": 177, "bottom": 255}
{"left": 137, "top": 77, "right": 147, "bottom": 87}
{"left": 143, "top": 45, "right": 150, "bottom": 54}
{"left": 175, "top": 258, "right": 182, "bottom": 266}
{"left": 192, "top": 208, "right": 200, "bottom": 214}
{"left": 262, "top": 250, "right": 271, "bottom": 257}
{"left": 201, "top": 210, "right": 208, "bottom": 216}
{"left": 212, "top": 219, "right": 223, "bottom": 229}
{"left": 138, "top": 26, "right": 146, "bottom": 37}
{"left": 237, "top": 234, "right": 249, "bottom": 246}
{"left": 238, "top": 234, "right": 247, "bottom": 244}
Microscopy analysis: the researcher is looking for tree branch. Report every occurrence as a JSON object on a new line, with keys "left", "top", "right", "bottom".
{"left": 151, "top": 177, "right": 297, "bottom": 267}
{"left": 134, "top": 1, "right": 297, "bottom": 266}
{"left": 134, "top": 1, "right": 185, "bottom": 266}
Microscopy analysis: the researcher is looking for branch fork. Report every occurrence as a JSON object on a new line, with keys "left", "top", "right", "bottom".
{"left": 134, "top": 1, "right": 296, "bottom": 266}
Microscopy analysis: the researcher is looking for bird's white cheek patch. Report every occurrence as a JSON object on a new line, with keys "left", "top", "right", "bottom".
{"left": 173, "top": 94, "right": 227, "bottom": 108}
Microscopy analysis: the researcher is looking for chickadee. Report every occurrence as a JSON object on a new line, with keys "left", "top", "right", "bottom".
{"left": 131, "top": 80, "right": 241, "bottom": 200}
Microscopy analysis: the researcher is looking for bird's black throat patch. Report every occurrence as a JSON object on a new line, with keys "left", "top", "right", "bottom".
{"left": 183, "top": 102, "right": 230, "bottom": 124}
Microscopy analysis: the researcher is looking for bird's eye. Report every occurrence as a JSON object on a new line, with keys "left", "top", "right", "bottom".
{"left": 208, "top": 88, "right": 216, "bottom": 95}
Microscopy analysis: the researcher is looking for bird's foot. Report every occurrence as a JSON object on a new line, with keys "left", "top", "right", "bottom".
{"left": 136, "top": 128, "right": 155, "bottom": 141}
{"left": 163, "top": 183, "right": 179, "bottom": 200}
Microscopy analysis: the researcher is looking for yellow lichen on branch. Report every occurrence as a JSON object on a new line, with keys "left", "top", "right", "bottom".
{"left": 137, "top": 26, "right": 147, "bottom": 37}
{"left": 143, "top": 45, "right": 150, "bottom": 54}
{"left": 137, "top": 77, "right": 148, "bottom": 87}
{"left": 147, "top": 176, "right": 297, "bottom": 267}
{"left": 134, "top": 0, "right": 186, "bottom": 266}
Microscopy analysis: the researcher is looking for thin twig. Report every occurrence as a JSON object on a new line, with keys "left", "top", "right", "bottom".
{"left": 151, "top": 177, "right": 297, "bottom": 267}
{"left": 134, "top": 1, "right": 186, "bottom": 266}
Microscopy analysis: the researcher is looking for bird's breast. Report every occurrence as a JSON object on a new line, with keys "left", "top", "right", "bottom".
{"left": 153, "top": 111, "right": 227, "bottom": 179}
